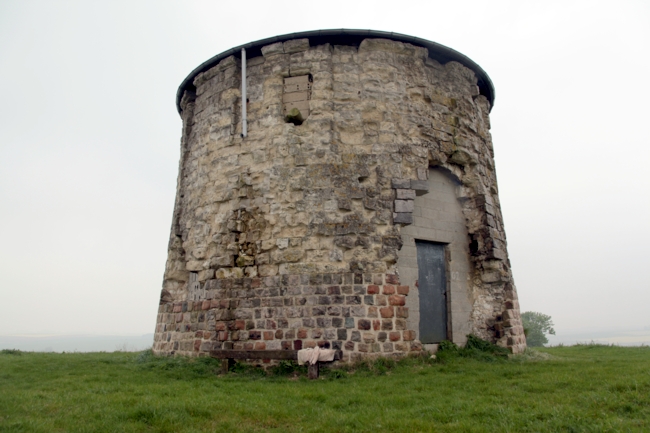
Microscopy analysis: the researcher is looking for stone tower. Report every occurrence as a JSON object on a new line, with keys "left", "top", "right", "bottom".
{"left": 153, "top": 30, "right": 526, "bottom": 360}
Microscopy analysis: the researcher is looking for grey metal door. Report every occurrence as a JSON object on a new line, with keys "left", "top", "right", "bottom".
{"left": 416, "top": 240, "right": 447, "bottom": 343}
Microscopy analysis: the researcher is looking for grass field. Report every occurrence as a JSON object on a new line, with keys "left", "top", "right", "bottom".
{"left": 1, "top": 344, "right": 648, "bottom": 432}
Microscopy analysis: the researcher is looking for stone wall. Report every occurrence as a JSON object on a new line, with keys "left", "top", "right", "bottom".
{"left": 153, "top": 37, "right": 526, "bottom": 359}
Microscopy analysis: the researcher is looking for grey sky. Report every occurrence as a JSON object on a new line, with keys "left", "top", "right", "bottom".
{"left": 1, "top": 0, "right": 648, "bottom": 340}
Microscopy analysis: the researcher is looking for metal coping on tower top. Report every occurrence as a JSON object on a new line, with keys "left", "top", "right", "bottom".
{"left": 176, "top": 29, "right": 495, "bottom": 114}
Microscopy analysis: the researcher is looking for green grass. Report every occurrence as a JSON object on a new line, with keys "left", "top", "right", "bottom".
{"left": 1, "top": 344, "right": 649, "bottom": 432}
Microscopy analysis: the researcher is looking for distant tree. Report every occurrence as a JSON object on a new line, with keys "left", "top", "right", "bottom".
{"left": 521, "top": 311, "right": 556, "bottom": 347}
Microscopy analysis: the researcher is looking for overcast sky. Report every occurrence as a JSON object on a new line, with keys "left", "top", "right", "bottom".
{"left": 1, "top": 0, "right": 648, "bottom": 341}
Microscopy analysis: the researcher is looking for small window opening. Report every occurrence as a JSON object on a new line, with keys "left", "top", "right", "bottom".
{"left": 469, "top": 238, "right": 480, "bottom": 256}
{"left": 189, "top": 272, "right": 200, "bottom": 290}
{"left": 283, "top": 74, "right": 312, "bottom": 125}
{"left": 188, "top": 272, "right": 202, "bottom": 301}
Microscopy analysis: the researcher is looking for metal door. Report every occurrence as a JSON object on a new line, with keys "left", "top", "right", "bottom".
{"left": 416, "top": 240, "right": 447, "bottom": 343}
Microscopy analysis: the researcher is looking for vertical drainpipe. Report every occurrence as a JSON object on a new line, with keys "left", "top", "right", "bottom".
{"left": 241, "top": 47, "right": 247, "bottom": 138}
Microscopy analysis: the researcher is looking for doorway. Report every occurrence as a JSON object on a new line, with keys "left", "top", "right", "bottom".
{"left": 415, "top": 240, "right": 448, "bottom": 343}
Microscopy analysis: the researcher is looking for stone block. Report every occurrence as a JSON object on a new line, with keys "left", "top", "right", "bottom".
{"left": 284, "top": 38, "right": 310, "bottom": 54}
{"left": 346, "top": 295, "right": 362, "bottom": 305}
{"left": 338, "top": 198, "right": 352, "bottom": 210}
{"left": 394, "top": 200, "right": 414, "bottom": 213}
{"left": 410, "top": 180, "right": 429, "bottom": 193}
{"left": 395, "top": 189, "right": 416, "bottom": 200}
{"left": 386, "top": 274, "right": 399, "bottom": 284}
{"left": 316, "top": 317, "right": 331, "bottom": 328}
{"left": 327, "top": 286, "right": 341, "bottom": 295}
{"left": 261, "top": 42, "right": 284, "bottom": 57}
{"left": 200, "top": 341, "right": 217, "bottom": 352}
{"left": 217, "top": 55, "right": 237, "bottom": 71}
{"left": 397, "top": 285, "right": 409, "bottom": 295}
{"left": 380, "top": 307, "right": 394, "bottom": 318}
{"left": 198, "top": 269, "right": 215, "bottom": 281}
{"left": 258, "top": 265, "right": 278, "bottom": 277}
{"left": 391, "top": 178, "right": 411, "bottom": 189}
{"left": 327, "top": 305, "right": 341, "bottom": 316}
{"left": 358, "top": 319, "right": 371, "bottom": 330}
{"left": 254, "top": 342, "right": 266, "bottom": 350}
{"left": 393, "top": 212, "right": 413, "bottom": 224}
{"left": 505, "top": 300, "right": 519, "bottom": 310}
{"left": 396, "top": 307, "right": 409, "bottom": 318}
{"left": 488, "top": 248, "right": 507, "bottom": 261}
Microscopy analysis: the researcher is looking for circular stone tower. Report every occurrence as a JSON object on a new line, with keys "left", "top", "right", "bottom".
{"left": 153, "top": 30, "right": 526, "bottom": 360}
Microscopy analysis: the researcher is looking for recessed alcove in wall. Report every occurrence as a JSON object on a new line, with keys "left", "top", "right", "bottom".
{"left": 283, "top": 75, "right": 312, "bottom": 125}
{"left": 396, "top": 167, "right": 473, "bottom": 348}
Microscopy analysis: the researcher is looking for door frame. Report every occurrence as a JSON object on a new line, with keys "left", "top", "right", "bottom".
{"left": 414, "top": 238, "right": 453, "bottom": 343}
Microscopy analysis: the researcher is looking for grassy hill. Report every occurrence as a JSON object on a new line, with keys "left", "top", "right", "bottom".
{"left": 1, "top": 344, "right": 648, "bottom": 432}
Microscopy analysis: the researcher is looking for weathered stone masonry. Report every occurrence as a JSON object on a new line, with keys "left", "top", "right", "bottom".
{"left": 153, "top": 31, "right": 526, "bottom": 360}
